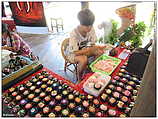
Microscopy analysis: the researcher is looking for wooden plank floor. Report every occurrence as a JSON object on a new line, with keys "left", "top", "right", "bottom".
{"left": 22, "top": 32, "right": 77, "bottom": 84}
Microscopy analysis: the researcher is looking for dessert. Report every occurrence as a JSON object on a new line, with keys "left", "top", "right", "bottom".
{"left": 82, "top": 100, "right": 89, "bottom": 108}
{"left": 113, "top": 76, "right": 120, "bottom": 80}
{"left": 116, "top": 86, "right": 122, "bottom": 92}
{"left": 106, "top": 89, "right": 112, "bottom": 95}
{"left": 109, "top": 97, "right": 117, "bottom": 105}
{"left": 117, "top": 101, "right": 125, "bottom": 109}
{"left": 25, "top": 103, "right": 32, "bottom": 109}
{"left": 108, "top": 109, "right": 117, "bottom": 116}
{"left": 28, "top": 94, "right": 35, "bottom": 100}
{"left": 49, "top": 100, "right": 56, "bottom": 108}
{"left": 48, "top": 112, "right": 56, "bottom": 117}
{"left": 100, "top": 104, "right": 108, "bottom": 112}
{"left": 30, "top": 86, "right": 36, "bottom": 91}
{"left": 43, "top": 107, "right": 50, "bottom": 114}
{"left": 39, "top": 92, "right": 46, "bottom": 98}
{"left": 29, "top": 107, "right": 38, "bottom": 116}
{"left": 94, "top": 82, "right": 102, "bottom": 90}
{"left": 51, "top": 90, "right": 57, "bottom": 97}
{"left": 61, "top": 109, "right": 69, "bottom": 117}
{"left": 101, "top": 93, "right": 108, "bottom": 101}
{"left": 121, "top": 96, "right": 128, "bottom": 103}
{"left": 68, "top": 94, "right": 74, "bottom": 101}
{"left": 96, "top": 111, "right": 103, "bottom": 117}
{"left": 93, "top": 99, "right": 100, "bottom": 108}
{"left": 17, "top": 109, "right": 26, "bottom": 117}
{"left": 16, "top": 95, "right": 22, "bottom": 101}
{"left": 108, "top": 84, "right": 115, "bottom": 90}
{"left": 38, "top": 102, "right": 45, "bottom": 108}
{"left": 123, "top": 90, "right": 131, "bottom": 97}
{"left": 61, "top": 99, "right": 69, "bottom": 107}
{"left": 75, "top": 97, "right": 81, "bottom": 105}
{"left": 113, "top": 92, "right": 120, "bottom": 99}
{"left": 82, "top": 113, "right": 89, "bottom": 117}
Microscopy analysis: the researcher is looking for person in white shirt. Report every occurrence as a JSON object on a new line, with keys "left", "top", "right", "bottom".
{"left": 66, "top": 9, "right": 106, "bottom": 82}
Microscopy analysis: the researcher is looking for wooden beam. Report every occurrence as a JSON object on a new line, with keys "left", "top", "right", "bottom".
{"left": 130, "top": 39, "right": 156, "bottom": 116}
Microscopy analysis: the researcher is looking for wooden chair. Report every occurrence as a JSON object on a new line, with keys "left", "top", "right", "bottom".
{"left": 61, "top": 38, "right": 78, "bottom": 81}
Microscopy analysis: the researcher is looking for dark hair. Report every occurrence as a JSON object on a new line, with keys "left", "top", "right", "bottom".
{"left": 77, "top": 9, "right": 95, "bottom": 26}
{"left": 2, "top": 23, "right": 13, "bottom": 47}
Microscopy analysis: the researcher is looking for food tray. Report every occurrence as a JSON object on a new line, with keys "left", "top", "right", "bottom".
{"left": 90, "top": 54, "right": 121, "bottom": 75}
{"left": 2, "top": 56, "right": 33, "bottom": 80}
{"left": 83, "top": 72, "right": 111, "bottom": 97}
{"left": 2, "top": 56, "right": 43, "bottom": 89}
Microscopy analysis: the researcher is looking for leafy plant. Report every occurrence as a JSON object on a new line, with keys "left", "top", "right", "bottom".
{"left": 107, "top": 19, "right": 119, "bottom": 45}
{"left": 98, "top": 36, "right": 104, "bottom": 43}
{"left": 119, "top": 21, "right": 146, "bottom": 48}
{"left": 146, "top": 9, "right": 156, "bottom": 37}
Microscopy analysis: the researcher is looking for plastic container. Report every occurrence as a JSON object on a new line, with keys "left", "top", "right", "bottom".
{"left": 83, "top": 72, "right": 111, "bottom": 97}
{"left": 90, "top": 54, "right": 121, "bottom": 75}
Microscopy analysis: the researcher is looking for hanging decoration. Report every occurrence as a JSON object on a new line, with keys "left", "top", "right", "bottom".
{"left": 115, "top": 4, "right": 136, "bottom": 21}
{"left": 9, "top": 2, "right": 47, "bottom": 27}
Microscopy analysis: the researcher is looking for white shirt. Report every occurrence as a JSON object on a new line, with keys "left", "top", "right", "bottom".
{"left": 66, "top": 26, "right": 97, "bottom": 62}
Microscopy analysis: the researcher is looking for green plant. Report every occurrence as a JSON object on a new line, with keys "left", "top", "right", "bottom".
{"left": 146, "top": 9, "right": 156, "bottom": 37}
{"left": 98, "top": 37, "right": 104, "bottom": 43}
{"left": 107, "top": 19, "right": 119, "bottom": 45}
{"left": 119, "top": 21, "right": 146, "bottom": 48}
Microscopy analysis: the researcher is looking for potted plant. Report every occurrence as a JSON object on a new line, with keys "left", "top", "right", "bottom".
{"left": 107, "top": 19, "right": 119, "bottom": 45}
{"left": 119, "top": 21, "right": 146, "bottom": 48}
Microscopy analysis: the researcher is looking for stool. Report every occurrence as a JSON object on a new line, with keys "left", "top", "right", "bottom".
{"left": 51, "top": 18, "right": 64, "bottom": 32}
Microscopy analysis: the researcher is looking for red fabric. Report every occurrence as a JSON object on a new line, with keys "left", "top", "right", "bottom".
{"left": 77, "top": 47, "right": 128, "bottom": 92}
{"left": 9, "top": 2, "right": 46, "bottom": 27}
{"left": 3, "top": 47, "right": 130, "bottom": 117}
{"left": 4, "top": 67, "right": 80, "bottom": 94}
{"left": 4, "top": 67, "right": 126, "bottom": 117}
{"left": 75, "top": 47, "right": 130, "bottom": 116}
{"left": 2, "top": 19, "right": 16, "bottom": 31}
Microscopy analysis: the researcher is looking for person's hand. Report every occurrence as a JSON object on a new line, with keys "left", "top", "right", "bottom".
{"left": 96, "top": 48, "right": 104, "bottom": 55}
{"left": 11, "top": 47, "right": 17, "bottom": 51}
{"left": 2, "top": 46, "right": 15, "bottom": 51}
{"left": 94, "top": 45, "right": 106, "bottom": 50}
{"left": 2, "top": 46, "right": 9, "bottom": 50}
{"left": 99, "top": 45, "right": 107, "bottom": 50}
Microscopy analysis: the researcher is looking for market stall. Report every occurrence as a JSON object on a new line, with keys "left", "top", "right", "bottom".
{"left": 2, "top": 46, "right": 142, "bottom": 117}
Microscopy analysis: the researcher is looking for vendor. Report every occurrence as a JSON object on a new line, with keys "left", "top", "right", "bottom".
{"left": 67, "top": 8, "right": 106, "bottom": 81}
{"left": 2, "top": 23, "right": 33, "bottom": 58}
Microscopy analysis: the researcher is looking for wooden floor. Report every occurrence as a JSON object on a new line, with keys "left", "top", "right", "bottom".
{"left": 22, "top": 32, "right": 77, "bottom": 84}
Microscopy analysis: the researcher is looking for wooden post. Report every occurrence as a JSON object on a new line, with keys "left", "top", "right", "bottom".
{"left": 130, "top": 39, "right": 156, "bottom": 116}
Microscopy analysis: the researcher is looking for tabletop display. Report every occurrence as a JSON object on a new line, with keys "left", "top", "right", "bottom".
{"left": 3, "top": 62, "right": 142, "bottom": 117}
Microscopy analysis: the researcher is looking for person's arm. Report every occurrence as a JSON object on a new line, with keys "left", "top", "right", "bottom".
{"left": 12, "top": 34, "right": 21, "bottom": 52}
{"left": 68, "top": 35, "right": 79, "bottom": 54}
{"left": 74, "top": 48, "right": 90, "bottom": 56}
{"left": 2, "top": 46, "right": 15, "bottom": 51}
